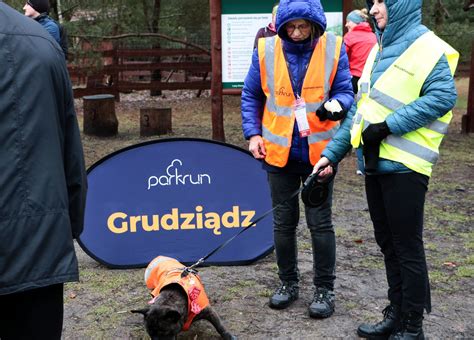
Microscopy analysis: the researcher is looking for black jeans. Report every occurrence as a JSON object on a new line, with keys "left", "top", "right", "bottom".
{"left": 0, "top": 283, "right": 64, "bottom": 340}
{"left": 268, "top": 172, "right": 336, "bottom": 290}
{"left": 365, "top": 172, "right": 431, "bottom": 314}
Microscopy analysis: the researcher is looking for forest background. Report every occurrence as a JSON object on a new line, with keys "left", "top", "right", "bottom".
{"left": 4, "top": 0, "right": 474, "bottom": 65}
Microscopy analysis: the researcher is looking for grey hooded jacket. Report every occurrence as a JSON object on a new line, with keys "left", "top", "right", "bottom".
{"left": 0, "top": 2, "right": 87, "bottom": 295}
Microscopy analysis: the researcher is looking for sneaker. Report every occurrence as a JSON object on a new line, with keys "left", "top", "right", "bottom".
{"left": 308, "top": 287, "right": 335, "bottom": 318}
{"left": 269, "top": 281, "right": 299, "bottom": 309}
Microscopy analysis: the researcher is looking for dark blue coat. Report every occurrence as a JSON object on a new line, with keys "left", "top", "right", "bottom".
{"left": 0, "top": 3, "right": 87, "bottom": 295}
{"left": 241, "top": 0, "right": 353, "bottom": 166}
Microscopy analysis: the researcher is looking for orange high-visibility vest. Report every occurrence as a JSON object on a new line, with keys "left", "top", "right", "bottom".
{"left": 144, "top": 256, "right": 210, "bottom": 331}
{"left": 257, "top": 33, "right": 342, "bottom": 167}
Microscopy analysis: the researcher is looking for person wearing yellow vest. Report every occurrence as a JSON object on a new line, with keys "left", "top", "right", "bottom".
{"left": 241, "top": 0, "right": 354, "bottom": 319}
{"left": 313, "top": 0, "right": 458, "bottom": 338}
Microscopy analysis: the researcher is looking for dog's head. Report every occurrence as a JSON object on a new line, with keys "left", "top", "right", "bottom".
{"left": 132, "top": 303, "right": 184, "bottom": 340}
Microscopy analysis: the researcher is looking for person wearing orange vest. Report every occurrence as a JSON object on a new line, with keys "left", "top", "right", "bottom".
{"left": 314, "top": 0, "right": 458, "bottom": 338}
{"left": 144, "top": 256, "right": 210, "bottom": 331}
{"left": 241, "top": 0, "right": 353, "bottom": 319}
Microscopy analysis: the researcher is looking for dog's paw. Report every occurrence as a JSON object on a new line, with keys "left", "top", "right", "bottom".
{"left": 222, "top": 333, "right": 237, "bottom": 340}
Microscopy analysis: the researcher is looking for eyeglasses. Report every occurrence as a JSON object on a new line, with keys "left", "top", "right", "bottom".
{"left": 286, "top": 23, "right": 311, "bottom": 34}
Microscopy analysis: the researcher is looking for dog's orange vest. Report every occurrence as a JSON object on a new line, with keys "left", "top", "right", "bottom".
{"left": 257, "top": 33, "right": 342, "bottom": 167}
{"left": 144, "top": 256, "right": 210, "bottom": 331}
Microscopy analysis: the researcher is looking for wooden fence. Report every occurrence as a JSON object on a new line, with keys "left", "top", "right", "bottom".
{"left": 67, "top": 47, "right": 211, "bottom": 100}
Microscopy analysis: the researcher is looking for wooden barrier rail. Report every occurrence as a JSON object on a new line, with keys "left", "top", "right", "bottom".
{"left": 68, "top": 47, "right": 211, "bottom": 100}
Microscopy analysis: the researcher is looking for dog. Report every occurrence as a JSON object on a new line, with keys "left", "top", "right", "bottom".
{"left": 132, "top": 256, "right": 236, "bottom": 340}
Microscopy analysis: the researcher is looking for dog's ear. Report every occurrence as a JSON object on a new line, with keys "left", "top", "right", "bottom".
{"left": 131, "top": 307, "right": 150, "bottom": 316}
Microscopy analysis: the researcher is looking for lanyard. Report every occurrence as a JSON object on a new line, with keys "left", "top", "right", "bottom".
{"left": 283, "top": 49, "right": 309, "bottom": 98}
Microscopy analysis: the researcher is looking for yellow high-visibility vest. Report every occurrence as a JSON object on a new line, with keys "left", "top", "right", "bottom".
{"left": 350, "top": 31, "right": 459, "bottom": 177}
{"left": 258, "top": 33, "right": 342, "bottom": 167}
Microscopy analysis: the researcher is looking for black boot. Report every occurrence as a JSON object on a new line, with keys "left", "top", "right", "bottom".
{"left": 389, "top": 312, "right": 424, "bottom": 340}
{"left": 357, "top": 304, "right": 401, "bottom": 339}
{"left": 269, "top": 281, "right": 299, "bottom": 309}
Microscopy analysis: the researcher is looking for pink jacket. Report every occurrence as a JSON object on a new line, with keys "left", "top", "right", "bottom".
{"left": 343, "top": 22, "right": 377, "bottom": 77}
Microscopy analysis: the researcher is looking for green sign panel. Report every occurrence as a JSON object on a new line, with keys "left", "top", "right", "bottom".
{"left": 222, "top": 0, "right": 342, "bottom": 14}
{"left": 221, "top": 0, "right": 343, "bottom": 89}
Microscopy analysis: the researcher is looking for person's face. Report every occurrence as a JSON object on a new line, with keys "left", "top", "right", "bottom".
{"left": 345, "top": 20, "right": 357, "bottom": 32}
{"left": 369, "top": 0, "right": 388, "bottom": 30}
{"left": 285, "top": 19, "right": 311, "bottom": 42}
{"left": 23, "top": 3, "right": 38, "bottom": 17}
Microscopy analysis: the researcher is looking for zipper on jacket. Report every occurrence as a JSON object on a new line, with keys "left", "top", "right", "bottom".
{"left": 371, "top": 33, "right": 383, "bottom": 79}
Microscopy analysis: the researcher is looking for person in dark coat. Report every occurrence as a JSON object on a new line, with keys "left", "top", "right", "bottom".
{"left": 0, "top": 2, "right": 87, "bottom": 339}
{"left": 23, "top": 0, "right": 61, "bottom": 45}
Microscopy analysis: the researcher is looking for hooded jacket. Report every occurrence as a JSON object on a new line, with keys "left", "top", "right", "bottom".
{"left": 241, "top": 0, "right": 353, "bottom": 170}
{"left": 343, "top": 22, "right": 377, "bottom": 77}
{"left": 322, "top": 0, "right": 457, "bottom": 174}
{"left": 0, "top": 3, "right": 87, "bottom": 295}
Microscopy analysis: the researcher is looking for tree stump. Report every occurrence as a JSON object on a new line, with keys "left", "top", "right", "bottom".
{"left": 83, "top": 94, "right": 118, "bottom": 137}
{"left": 140, "top": 108, "right": 172, "bottom": 136}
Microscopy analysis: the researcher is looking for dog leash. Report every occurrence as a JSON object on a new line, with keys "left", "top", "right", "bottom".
{"left": 181, "top": 167, "right": 330, "bottom": 276}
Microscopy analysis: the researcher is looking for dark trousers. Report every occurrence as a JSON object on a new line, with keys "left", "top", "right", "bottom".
{"left": 0, "top": 284, "right": 64, "bottom": 340}
{"left": 365, "top": 172, "right": 431, "bottom": 314}
{"left": 268, "top": 172, "right": 336, "bottom": 289}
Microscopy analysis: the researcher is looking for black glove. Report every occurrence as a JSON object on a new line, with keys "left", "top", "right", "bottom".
{"left": 362, "top": 121, "right": 391, "bottom": 145}
{"left": 362, "top": 121, "right": 390, "bottom": 173}
{"left": 316, "top": 102, "right": 347, "bottom": 122}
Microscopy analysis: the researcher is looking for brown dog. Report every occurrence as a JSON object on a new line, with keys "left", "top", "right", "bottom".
{"left": 132, "top": 256, "right": 236, "bottom": 340}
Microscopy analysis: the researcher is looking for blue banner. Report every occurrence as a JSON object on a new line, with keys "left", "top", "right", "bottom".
{"left": 78, "top": 138, "right": 274, "bottom": 268}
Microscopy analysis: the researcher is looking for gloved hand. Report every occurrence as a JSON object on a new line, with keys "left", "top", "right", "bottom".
{"left": 362, "top": 121, "right": 391, "bottom": 173}
{"left": 362, "top": 121, "right": 391, "bottom": 145}
{"left": 316, "top": 100, "right": 347, "bottom": 121}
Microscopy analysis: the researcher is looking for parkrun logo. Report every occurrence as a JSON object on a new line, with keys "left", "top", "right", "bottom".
{"left": 147, "top": 159, "right": 211, "bottom": 190}
{"left": 107, "top": 205, "right": 256, "bottom": 236}
{"left": 275, "top": 86, "right": 292, "bottom": 97}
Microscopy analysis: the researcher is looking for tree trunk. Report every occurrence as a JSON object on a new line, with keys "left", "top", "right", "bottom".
{"left": 150, "top": 0, "right": 162, "bottom": 96}
{"left": 83, "top": 94, "right": 118, "bottom": 137}
{"left": 140, "top": 108, "right": 172, "bottom": 136}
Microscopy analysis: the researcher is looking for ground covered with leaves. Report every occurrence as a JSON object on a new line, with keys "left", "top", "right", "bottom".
{"left": 63, "top": 79, "right": 473, "bottom": 339}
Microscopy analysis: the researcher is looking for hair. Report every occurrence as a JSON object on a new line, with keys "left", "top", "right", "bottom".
{"left": 347, "top": 8, "right": 370, "bottom": 24}
{"left": 272, "top": 2, "right": 279, "bottom": 16}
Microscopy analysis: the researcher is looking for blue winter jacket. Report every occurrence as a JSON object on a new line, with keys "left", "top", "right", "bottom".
{"left": 322, "top": 0, "right": 457, "bottom": 174}
{"left": 35, "top": 13, "right": 61, "bottom": 46}
{"left": 241, "top": 0, "right": 353, "bottom": 166}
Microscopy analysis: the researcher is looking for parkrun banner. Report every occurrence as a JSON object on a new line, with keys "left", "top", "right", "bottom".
{"left": 78, "top": 138, "right": 273, "bottom": 268}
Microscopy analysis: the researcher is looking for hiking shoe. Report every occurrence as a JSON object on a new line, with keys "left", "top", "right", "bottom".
{"left": 308, "top": 287, "right": 335, "bottom": 318}
{"left": 269, "top": 281, "right": 299, "bottom": 309}
{"left": 357, "top": 304, "right": 401, "bottom": 339}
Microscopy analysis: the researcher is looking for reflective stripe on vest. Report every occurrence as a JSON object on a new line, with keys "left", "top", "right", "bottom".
{"left": 258, "top": 33, "right": 342, "bottom": 167}
{"left": 350, "top": 31, "right": 459, "bottom": 176}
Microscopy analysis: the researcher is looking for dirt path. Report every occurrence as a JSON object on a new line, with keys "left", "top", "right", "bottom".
{"left": 63, "top": 87, "right": 473, "bottom": 339}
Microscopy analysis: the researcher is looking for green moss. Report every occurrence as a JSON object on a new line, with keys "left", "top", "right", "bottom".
{"left": 457, "top": 266, "right": 474, "bottom": 278}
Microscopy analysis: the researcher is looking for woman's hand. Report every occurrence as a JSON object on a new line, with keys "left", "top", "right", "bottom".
{"left": 312, "top": 157, "right": 334, "bottom": 182}
{"left": 249, "top": 135, "right": 266, "bottom": 159}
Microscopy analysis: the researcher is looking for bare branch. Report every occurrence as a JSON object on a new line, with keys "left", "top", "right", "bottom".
{"left": 70, "top": 33, "right": 210, "bottom": 54}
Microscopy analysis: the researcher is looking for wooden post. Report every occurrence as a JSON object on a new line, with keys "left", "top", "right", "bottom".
{"left": 342, "top": 0, "right": 353, "bottom": 34}
{"left": 140, "top": 108, "right": 172, "bottom": 136}
{"left": 461, "top": 40, "right": 474, "bottom": 133}
{"left": 83, "top": 94, "right": 118, "bottom": 137}
{"left": 210, "top": 0, "right": 225, "bottom": 142}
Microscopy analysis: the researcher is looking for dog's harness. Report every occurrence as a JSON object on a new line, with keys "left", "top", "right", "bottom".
{"left": 145, "top": 256, "right": 210, "bottom": 331}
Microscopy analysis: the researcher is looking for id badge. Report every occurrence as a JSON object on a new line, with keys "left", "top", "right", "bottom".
{"left": 293, "top": 97, "right": 310, "bottom": 137}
